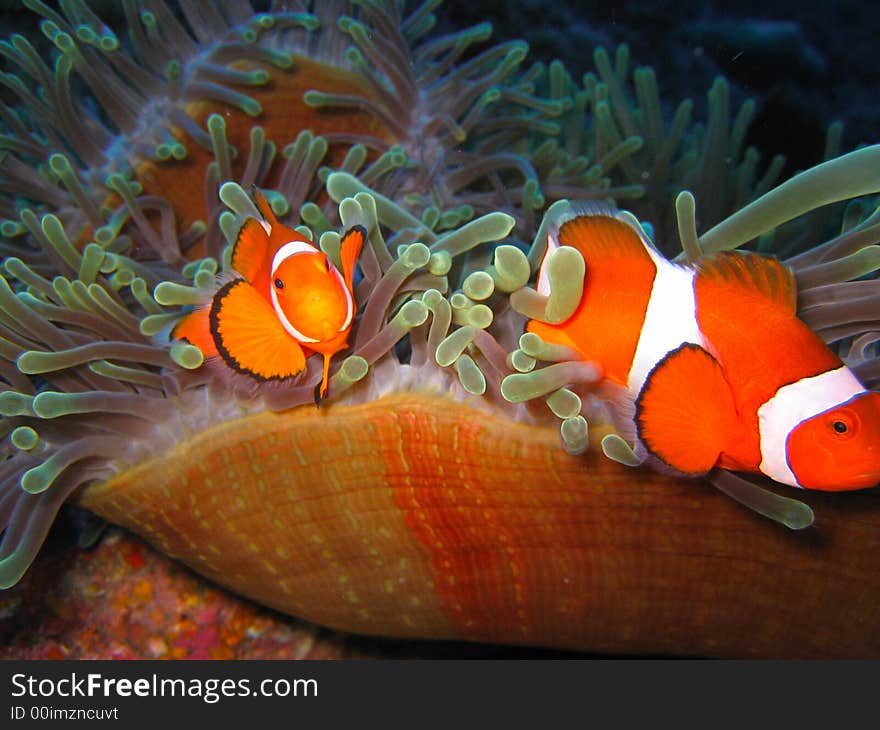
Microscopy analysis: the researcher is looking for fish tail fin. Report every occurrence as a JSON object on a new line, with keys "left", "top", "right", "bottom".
{"left": 554, "top": 206, "right": 655, "bottom": 264}
{"left": 171, "top": 307, "right": 218, "bottom": 359}
{"left": 530, "top": 204, "right": 659, "bottom": 383}
{"left": 536, "top": 202, "right": 657, "bottom": 305}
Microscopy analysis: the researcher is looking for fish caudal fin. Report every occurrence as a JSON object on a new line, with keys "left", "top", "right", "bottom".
{"left": 210, "top": 278, "right": 307, "bottom": 380}
{"left": 554, "top": 206, "right": 655, "bottom": 265}
{"left": 530, "top": 206, "right": 658, "bottom": 385}
{"left": 230, "top": 217, "right": 271, "bottom": 285}
{"left": 172, "top": 307, "right": 218, "bottom": 359}
{"left": 636, "top": 343, "right": 737, "bottom": 475}
{"left": 339, "top": 225, "right": 366, "bottom": 291}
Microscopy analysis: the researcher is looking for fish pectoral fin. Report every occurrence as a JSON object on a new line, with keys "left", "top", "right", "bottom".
{"left": 210, "top": 278, "right": 307, "bottom": 380}
{"left": 172, "top": 307, "right": 218, "bottom": 359}
{"left": 231, "top": 217, "right": 271, "bottom": 285}
{"left": 635, "top": 343, "right": 736, "bottom": 475}
{"left": 339, "top": 225, "right": 366, "bottom": 290}
{"left": 695, "top": 250, "right": 797, "bottom": 312}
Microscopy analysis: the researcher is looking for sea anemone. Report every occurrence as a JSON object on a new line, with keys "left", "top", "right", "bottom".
{"left": 0, "top": 1, "right": 878, "bottom": 658}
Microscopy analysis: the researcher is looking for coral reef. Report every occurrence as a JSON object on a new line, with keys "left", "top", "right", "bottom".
{"left": 0, "top": 1, "right": 877, "bottom": 657}
{"left": 0, "top": 528, "right": 345, "bottom": 660}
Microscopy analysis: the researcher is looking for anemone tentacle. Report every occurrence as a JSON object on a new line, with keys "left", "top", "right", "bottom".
{"left": 497, "top": 150, "right": 880, "bottom": 526}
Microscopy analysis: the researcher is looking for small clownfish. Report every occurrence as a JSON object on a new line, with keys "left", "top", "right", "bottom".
{"left": 528, "top": 203, "right": 880, "bottom": 492}
{"left": 173, "top": 191, "right": 364, "bottom": 400}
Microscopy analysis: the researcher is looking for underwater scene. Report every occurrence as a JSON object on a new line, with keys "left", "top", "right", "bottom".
{"left": 0, "top": 0, "right": 877, "bottom": 659}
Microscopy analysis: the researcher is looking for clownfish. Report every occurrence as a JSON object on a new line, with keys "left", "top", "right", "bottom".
{"left": 173, "top": 191, "right": 364, "bottom": 399}
{"left": 528, "top": 203, "right": 880, "bottom": 491}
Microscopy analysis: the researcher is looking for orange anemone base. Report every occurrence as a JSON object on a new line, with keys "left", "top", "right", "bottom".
{"left": 75, "top": 392, "right": 880, "bottom": 658}
{"left": 98, "top": 56, "right": 396, "bottom": 252}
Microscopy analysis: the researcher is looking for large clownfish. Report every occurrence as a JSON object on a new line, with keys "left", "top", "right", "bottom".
{"left": 528, "top": 203, "right": 880, "bottom": 491}
{"left": 173, "top": 191, "right": 364, "bottom": 399}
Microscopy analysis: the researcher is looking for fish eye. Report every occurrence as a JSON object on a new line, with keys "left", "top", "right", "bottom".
{"left": 274, "top": 278, "right": 284, "bottom": 289}
{"left": 828, "top": 409, "right": 857, "bottom": 438}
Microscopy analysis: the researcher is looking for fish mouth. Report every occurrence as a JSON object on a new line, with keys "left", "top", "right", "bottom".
{"left": 805, "top": 468, "right": 880, "bottom": 492}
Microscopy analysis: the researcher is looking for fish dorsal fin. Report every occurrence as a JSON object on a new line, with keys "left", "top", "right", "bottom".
{"left": 636, "top": 343, "right": 737, "bottom": 475}
{"left": 231, "top": 217, "right": 271, "bottom": 286}
{"left": 252, "top": 188, "right": 280, "bottom": 228}
{"left": 210, "top": 278, "right": 307, "bottom": 380}
{"left": 695, "top": 251, "right": 797, "bottom": 312}
{"left": 339, "top": 225, "right": 365, "bottom": 291}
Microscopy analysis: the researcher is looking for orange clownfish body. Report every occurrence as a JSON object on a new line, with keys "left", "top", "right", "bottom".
{"left": 173, "top": 191, "right": 364, "bottom": 399}
{"left": 528, "top": 203, "right": 880, "bottom": 492}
